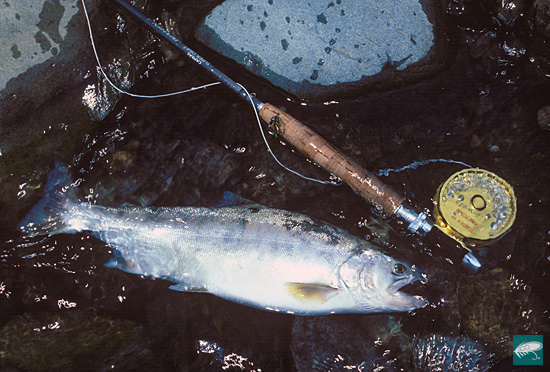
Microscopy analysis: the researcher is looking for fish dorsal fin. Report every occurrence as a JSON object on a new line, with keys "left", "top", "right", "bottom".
{"left": 213, "top": 191, "right": 260, "bottom": 207}
{"left": 168, "top": 283, "right": 209, "bottom": 293}
{"left": 285, "top": 283, "right": 340, "bottom": 303}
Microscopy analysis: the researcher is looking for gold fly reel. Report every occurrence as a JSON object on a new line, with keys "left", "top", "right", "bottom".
{"left": 433, "top": 169, "right": 517, "bottom": 249}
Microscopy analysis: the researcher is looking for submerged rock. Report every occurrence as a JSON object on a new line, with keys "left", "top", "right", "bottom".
{"left": 534, "top": 0, "right": 550, "bottom": 40}
{"left": 186, "top": 296, "right": 291, "bottom": 371}
{"left": 0, "top": 310, "right": 147, "bottom": 372}
{"left": 196, "top": 0, "right": 450, "bottom": 100}
{"left": 457, "top": 268, "right": 549, "bottom": 361}
{"left": 533, "top": 0, "right": 550, "bottom": 73}
{"left": 413, "top": 334, "right": 492, "bottom": 372}
{"left": 291, "top": 314, "right": 413, "bottom": 371}
{"left": 537, "top": 106, "right": 550, "bottom": 130}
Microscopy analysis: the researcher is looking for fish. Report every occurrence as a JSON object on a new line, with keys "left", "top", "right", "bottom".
{"left": 18, "top": 161, "right": 427, "bottom": 315}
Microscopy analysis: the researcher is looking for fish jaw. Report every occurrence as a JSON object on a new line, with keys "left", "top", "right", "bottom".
{"left": 382, "top": 290, "right": 427, "bottom": 312}
{"left": 383, "top": 277, "right": 427, "bottom": 312}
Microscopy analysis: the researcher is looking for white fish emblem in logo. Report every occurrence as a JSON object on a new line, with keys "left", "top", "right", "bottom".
{"left": 513, "top": 341, "right": 543, "bottom": 360}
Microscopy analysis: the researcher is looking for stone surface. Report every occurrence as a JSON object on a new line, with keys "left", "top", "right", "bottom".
{"left": 0, "top": 0, "right": 153, "bottom": 156}
{"left": 0, "top": 0, "right": 80, "bottom": 91}
{"left": 0, "top": 0, "right": 97, "bottom": 157}
{"left": 196, "top": 0, "right": 447, "bottom": 100}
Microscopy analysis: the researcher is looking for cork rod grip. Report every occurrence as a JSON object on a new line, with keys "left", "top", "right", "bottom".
{"left": 259, "top": 103, "right": 405, "bottom": 216}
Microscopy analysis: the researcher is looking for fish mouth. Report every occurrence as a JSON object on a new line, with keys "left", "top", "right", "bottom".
{"left": 386, "top": 277, "right": 428, "bottom": 311}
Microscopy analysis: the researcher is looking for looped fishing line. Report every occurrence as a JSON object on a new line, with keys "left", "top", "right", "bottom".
{"left": 82, "top": 0, "right": 221, "bottom": 98}
{"left": 81, "top": 0, "right": 337, "bottom": 186}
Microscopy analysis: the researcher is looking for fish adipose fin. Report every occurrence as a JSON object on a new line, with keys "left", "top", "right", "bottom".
{"left": 18, "top": 160, "right": 81, "bottom": 237}
{"left": 285, "top": 283, "right": 340, "bottom": 303}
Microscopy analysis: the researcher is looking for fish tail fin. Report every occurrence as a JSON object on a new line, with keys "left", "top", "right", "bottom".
{"left": 18, "top": 160, "right": 86, "bottom": 237}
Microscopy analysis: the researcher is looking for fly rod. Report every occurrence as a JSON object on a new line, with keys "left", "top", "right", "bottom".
{"left": 111, "top": 0, "right": 485, "bottom": 271}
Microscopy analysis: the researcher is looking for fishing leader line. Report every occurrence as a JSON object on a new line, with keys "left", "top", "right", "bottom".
{"left": 377, "top": 159, "right": 472, "bottom": 177}
{"left": 236, "top": 83, "right": 339, "bottom": 185}
{"left": 81, "top": 0, "right": 337, "bottom": 186}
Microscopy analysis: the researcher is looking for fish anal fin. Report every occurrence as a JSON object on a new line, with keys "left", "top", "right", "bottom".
{"left": 285, "top": 283, "right": 339, "bottom": 303}
{"left": 169, "top": 283, "right": 209, "bottom": 293}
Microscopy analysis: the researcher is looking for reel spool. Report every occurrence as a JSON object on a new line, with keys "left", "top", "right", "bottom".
{"left": 434, "top": 168, "right": 517, "bottom": 249}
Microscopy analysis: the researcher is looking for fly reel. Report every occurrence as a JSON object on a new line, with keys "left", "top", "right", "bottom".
{"left": 434, "top": 168, "right": 517, "bottom": 248}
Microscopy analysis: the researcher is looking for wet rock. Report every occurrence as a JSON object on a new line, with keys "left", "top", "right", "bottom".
{"left": 1, "top": 0, "right": 94, "bottom": 156}
{"left": 0, "top": 0, "right": 159, "bottom": 225}
{"left": 532, "top": 0, "right": 550, "bottom": 73}
{"left": 196, "top": 0, "right": 450, "bottom": 100}
{"left": 0, "top": 310, "right": 148, "bottom": 372}
{"left": 537, "top": 106, "right": 550, "bottom": 130}
{"left": 469, "top": 32, "right": 497, "bottom": 59}
{"left": 291, "top": 315, "right": 413, "bottom": 371}
{"left": 186, "top": 296, "right": 291, "bottom": 371}
{"left": 533, "top": 0, "right": 550, "bottom": 40}
{"left": 413, "top": 334, "right": 493, "bottom": 372}
{"left": 457, "top": 267, "right": 549, "bottom": 361}
{"left": 0, "top": 0, "right": 79, "bottom": 92}
{"left": 493, "top": 0, "right": 530, "bottom": 27}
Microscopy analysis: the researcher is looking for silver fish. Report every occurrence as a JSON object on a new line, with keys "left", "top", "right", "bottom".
{"left": 19, "top": 162, "right": 427, "bottom": 315}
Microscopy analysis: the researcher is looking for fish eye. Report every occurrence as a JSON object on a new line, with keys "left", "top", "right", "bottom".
{"left": 392, "top": 263, "right": 408, "bottom": 276}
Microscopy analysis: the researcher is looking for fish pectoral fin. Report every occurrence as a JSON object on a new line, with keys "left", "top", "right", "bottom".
{"left": 285, "top": 283, "right": 340, "bottom": 303}
{"left": 168, "top": 283, "right": 209, "bottom": 293}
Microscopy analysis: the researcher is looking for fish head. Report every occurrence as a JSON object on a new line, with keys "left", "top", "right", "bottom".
{"left": 339, "top": 248, "right": 427, "bottom": 313}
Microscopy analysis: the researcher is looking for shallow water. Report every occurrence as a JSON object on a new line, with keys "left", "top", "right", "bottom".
{"left": 1, "top": 0, "right": 549, "bottom": 371}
